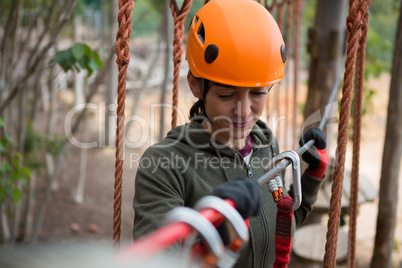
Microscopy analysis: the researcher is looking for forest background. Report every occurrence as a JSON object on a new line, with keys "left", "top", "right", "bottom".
{"left": 0, "top": 0, "right": 401, "bottom": 267}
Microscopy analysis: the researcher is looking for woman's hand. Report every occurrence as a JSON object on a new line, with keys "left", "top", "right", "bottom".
{"left": 299, "top": 127, "right": 329, "bottom": 179}
{"left": 212, "top": 177, "right": 261, "bottom": 219}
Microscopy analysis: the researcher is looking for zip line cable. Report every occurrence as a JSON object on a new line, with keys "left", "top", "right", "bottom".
{"left": 258, "top": 59, "right": 344, "bottom": 186}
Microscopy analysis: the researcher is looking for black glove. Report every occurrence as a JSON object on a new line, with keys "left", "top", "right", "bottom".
{"left": 299, "top": 127, "right": 329, "bottom": 178}
{"left": 212, "top": 177, "right": 261, "bottom": 219}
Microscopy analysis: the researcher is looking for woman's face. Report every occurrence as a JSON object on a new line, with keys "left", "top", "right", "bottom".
{"left": 202, "top": 82, "right": 270, "bottom": 144}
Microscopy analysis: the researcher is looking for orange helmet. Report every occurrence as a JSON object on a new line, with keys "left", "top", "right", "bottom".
{"left": 186, "top": 0, "right": 286, "bottom": 87}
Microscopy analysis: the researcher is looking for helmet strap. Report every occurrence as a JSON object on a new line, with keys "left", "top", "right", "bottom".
{"left": 201, "top": 78, "right": 211, "bottom": 123}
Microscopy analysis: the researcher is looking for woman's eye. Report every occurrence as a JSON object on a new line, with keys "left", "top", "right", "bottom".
{"left": 251, "top": 91, "right": 267, "bottom": 97}
{"left": 217, "top": 94, "right": 234, "bottom": 100}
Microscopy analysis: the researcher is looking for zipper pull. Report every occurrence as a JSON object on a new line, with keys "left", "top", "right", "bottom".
{"left": 247, "top": 164, "right": 253, "bottom": 178}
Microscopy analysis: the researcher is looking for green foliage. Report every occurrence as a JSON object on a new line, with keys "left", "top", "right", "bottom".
{"left": 0, "top": 119, "right": 64, "bottom": 207}
{"left": 49, "top": 43, "right": 104, "bottom": 76}
{"left": 300, "top": 0, "right": 399, "bottom": 78}
{"left": 365, "top": 0, "right": 400, "bottom": 78}
{"left": 23, "top": 123, "right": 65, "bottom": 170}
{"left": 73, "top": 0, "right": 86, "bottom": 17}
{"left": 131, "top": 0, "right": 204, "bottom": 38}
{"left": 149, "top": 0, "right": 164, "bottom": 13}
{"left": 83, "top": 0, "right": 101, "bottom": 9}
{"left": 132, "top": 0, "right": 162, "bottom": 37}
{"left": 0, "top": 119, "right": 31, "bottom": 205}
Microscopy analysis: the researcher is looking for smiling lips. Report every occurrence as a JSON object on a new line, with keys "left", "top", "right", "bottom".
{"left": 232, "top": 120, "right": 252, "bottom": 129}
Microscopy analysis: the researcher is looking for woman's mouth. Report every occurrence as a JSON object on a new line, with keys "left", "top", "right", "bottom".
{"left": 232, "top": 121, "right": 252, "bottom": 129}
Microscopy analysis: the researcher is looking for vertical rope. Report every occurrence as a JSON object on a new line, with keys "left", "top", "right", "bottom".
{"left": 277, "top": 2, "right": 285, "bottom": 30}
{"left": 347, "top": 1, "right": 371, "bottom": 267}
{"left": 323, "top": 1, "right": 369, "bottom": 266}
{"left": 263, "top": 0, "right": 299, "bottom": 150}
{"left": 114, "top": 0, "right": 134, "bottom": 250}
{"left": 169, "top": 0, "right": 192, "bottom": 129}
{"left": 284, "top": 1, "right": 292, "bottom": 149}
{"left": 264, "top": 1, "right": 276, "bottom": 122}
{"left": 293, "top": 0, "right": 301, "bottom": 150}
{"left": 276, "top": 2, "right": 285, "bottom": 146}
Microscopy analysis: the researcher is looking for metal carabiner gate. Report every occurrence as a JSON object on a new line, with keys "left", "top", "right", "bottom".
{"left": 194, "top": 196, "right": 249, "bottom": 268}
{"left": 261, "top": 150, "right": 301, "bottom": 212}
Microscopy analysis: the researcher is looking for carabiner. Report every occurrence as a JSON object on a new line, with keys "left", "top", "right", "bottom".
{"left": 264, "top": 150, "right": 301, "bottom": 212}
{"left": 163, "top": 207, "right": 225, "bottom": 263}
{"left": 194, "top": 196, "right": 249, "bottom": 268}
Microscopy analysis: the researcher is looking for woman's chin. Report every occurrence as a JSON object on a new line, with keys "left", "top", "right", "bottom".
{"left": 230, "top": 130, "right": 250, "bottom": 140}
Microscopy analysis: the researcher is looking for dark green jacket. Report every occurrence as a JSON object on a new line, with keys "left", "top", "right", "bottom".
{"left": 133, "top": 120, "right": 324, "bottom": 267}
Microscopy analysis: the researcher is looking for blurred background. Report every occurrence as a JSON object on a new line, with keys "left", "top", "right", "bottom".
{"left": 0, "top": 0, "right": 401, "bottom": 267}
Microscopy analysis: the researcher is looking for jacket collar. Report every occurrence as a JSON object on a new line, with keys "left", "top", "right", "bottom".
{"left": 164, "top": 119, "right": 274, "bottom": 157}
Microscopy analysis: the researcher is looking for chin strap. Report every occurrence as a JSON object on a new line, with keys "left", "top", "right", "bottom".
{"left": 201, "top": 78, "right": 211, "bottom": 122}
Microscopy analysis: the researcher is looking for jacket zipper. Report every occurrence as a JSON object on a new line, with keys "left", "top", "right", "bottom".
{"left": 246, "top": 163, "right": 253, "bottom": 177}
{"left": 243, "top": 153, "right": 269, "bottom": 268}
{"left": 259, "top": 207, "right": 269, "bottom": 268}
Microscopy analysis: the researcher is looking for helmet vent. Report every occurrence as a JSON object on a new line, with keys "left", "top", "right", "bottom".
{"left": 204, "top": 44, "right": 219, "bottom": 63}
{"left": 197, "top": 22, "right": 205, "bottom": 45}
{"left": 281, "top": 45, "right": 287, "bottom": 63}
{"left": 194, "top": 16, "right": 198, "bottom": 26}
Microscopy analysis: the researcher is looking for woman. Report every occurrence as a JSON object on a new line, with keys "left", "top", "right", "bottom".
{"left": 133, "top": 0, "right": 328, "bottom": 267}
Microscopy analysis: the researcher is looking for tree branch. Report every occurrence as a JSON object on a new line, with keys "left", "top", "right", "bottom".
{"left": 0, "top": 1, "right": 76, "bottom": 114}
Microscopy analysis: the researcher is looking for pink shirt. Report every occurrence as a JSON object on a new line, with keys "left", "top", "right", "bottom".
{"left": 238, "top": 135, "right": 253, "bottom": 158}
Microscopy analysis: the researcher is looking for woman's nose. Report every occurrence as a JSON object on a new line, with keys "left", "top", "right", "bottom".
{"left": 233, "top": 98, "right": 251, "bottom": 119}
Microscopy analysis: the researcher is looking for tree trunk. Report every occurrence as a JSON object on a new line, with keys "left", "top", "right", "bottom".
{"left": 73, "top": 16, "right": 85, "bottom": 106}
{"left": 12, "top": 84, "right": 27, "bottom": 242}
{"left": 0, "top": 206, "right": 10, "bottom": 243}
{"left": 74, "top": 114, "right": 89, "bottom": 204}
{"left": 46, "top": 66, "right": 59, "bottom": 192}
{"left": 370, "top": 4, "right": 402, "bottom": 268}
{"left": 303, "top": 0, "right": 347, "bottom": 149}
{"left": 24, "top": 171, "right": 36, "bottom": 240}
{"left": 29, "top": 69, "right": 43, "bottom": 122}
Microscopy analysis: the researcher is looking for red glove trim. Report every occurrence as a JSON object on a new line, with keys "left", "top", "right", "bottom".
{"left": 306, "top": 148, "right": 329, "bottom": 179}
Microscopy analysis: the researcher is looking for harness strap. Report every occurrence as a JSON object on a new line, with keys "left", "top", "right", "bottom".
{"left": 273, "top": 195, "right": 294, "bottom": 268}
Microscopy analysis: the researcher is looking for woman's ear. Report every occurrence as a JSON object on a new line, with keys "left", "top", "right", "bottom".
{"left": 187, "top": 71, "right": 202, "bottom": 99}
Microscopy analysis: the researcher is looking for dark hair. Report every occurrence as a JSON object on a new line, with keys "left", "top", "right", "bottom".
{"left": 189, "top": 99, "right": 204, "bottom": 120}
{"left": 189, "top": 74, "right": 209, "bottom": 119}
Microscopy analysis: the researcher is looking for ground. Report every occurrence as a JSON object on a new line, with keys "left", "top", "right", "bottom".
{"left": 33, "top": 73, "right": 401, "bottom": 267}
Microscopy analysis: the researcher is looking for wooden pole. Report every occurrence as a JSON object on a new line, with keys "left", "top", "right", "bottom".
{"left": 370, "top": 4, "right": 402, "bottom": 267}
